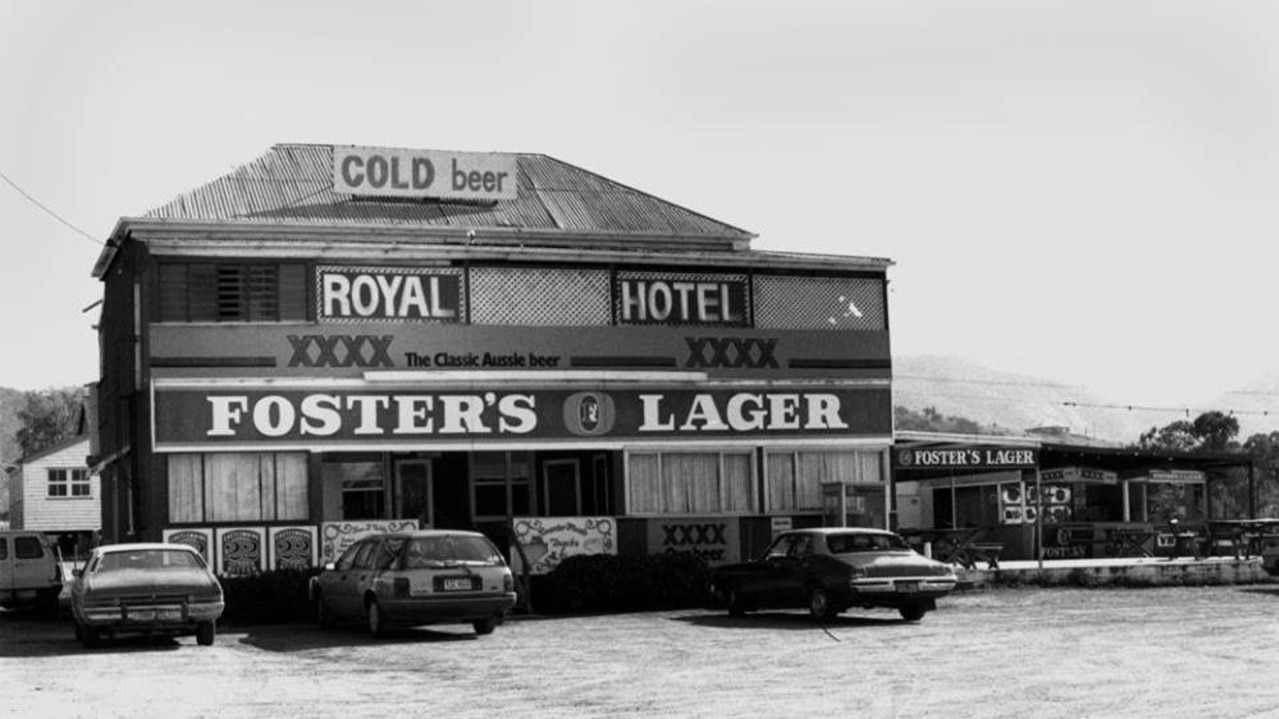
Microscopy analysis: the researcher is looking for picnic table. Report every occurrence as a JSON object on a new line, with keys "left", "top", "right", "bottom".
{"left": 1205, "top": 519, "right": 1279, "bottom": 559}
{"left": 899, "top": 527, "right": 1003, "bottom": 570}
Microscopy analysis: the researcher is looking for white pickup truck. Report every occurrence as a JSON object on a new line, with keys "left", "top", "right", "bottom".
{"left": 0, "top": 530, "right": 63, "bottom": 611}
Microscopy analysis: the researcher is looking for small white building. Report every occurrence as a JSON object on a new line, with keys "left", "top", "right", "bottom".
{"left": 8, "top": 436, "right": 100, "bottom": 557}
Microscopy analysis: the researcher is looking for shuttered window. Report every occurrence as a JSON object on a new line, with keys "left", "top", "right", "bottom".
{"left": 158, "top": 263, "right": 307, "bottom": 322}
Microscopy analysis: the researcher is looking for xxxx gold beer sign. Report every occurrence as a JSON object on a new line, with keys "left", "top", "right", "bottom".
{"left": 152, "top": 384, "right": 890, "bottom": 449}
{"left": 332, "top": 146, "right": 518, "bottom": 201}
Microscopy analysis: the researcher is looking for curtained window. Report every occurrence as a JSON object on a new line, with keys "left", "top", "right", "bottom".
{"left": 168, "top": 452, "right": 307, "bottom": 523}
{"left": 626, "top": 450, "right": 754, "bottom": 515}
{"left": 766, "top": 449, "right": 886, "bottom": 512}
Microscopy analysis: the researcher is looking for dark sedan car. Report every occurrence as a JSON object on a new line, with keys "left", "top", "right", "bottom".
{"left": 70, "top": 543, "right": 225, "bottom": 648}
{"left": 710, "top": 528, "right": 958, "bottom": 622}
{"left": 310, "top": 530, "right": 517, "bottom": 637}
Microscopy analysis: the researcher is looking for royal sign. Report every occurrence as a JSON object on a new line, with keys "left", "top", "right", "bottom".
{"left": 332, "top": 146, "right": 518, "bottom": 201}
{"left": 319, "top": 267, "right": 463, "bottom": 322}
{"left": 152, "top": 385, "right": 890, "bottom": 449}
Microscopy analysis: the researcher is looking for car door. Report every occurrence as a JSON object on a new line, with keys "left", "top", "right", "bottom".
{"left": 773, "top": 534, "right": 815, "bottom": 607}
{"left": 753, "top": 534, "right": 802, "bottom": 608}
{"left": 11, "top": 534, "right": 53, "bottom": 594}
{"left": 324, "top": 540, "right": 374, "bottom": 618}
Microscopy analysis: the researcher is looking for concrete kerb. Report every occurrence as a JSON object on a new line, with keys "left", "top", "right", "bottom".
{"left": 955, "top": 556, "right": 1277, "bottom": 589}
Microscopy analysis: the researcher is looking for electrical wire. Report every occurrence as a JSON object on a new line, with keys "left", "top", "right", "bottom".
{"left": 0, "top": 169, "right": 102, "bottom": 245}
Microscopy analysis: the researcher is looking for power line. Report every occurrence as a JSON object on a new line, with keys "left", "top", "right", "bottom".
{"left": 0, "top": 169, "right": 102, "bottom": 245}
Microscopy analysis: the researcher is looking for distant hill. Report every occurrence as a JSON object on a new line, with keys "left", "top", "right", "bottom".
{"left": 893, "top": 355, "right": 1179, "bottom": 444}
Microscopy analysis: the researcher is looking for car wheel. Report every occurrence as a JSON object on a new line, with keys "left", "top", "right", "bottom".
{"left": 724, "top": 586, "right": 746, "bottom": 618}
{"left": 196, "top": 621, "right": 216, "bottom": 646}
{"left": 81, "top": 625, "right": 102, "bottom": 649}
{"left": 315, "top": 596, "right": 335, "bottom": 630}
{"left": 808, "top": 586, "right": 837, "bottom": 622}
{"left": 366, "top": 599, "right": 387, "bottom": 638}
{"left": 473, "top": 616, "right": 498, "bottom": 635}
{"left": 899, "top": 603, "right": 927, "bottom": 622}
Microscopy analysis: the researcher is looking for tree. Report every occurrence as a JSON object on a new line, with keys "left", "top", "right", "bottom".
{"left": 1242, "top": 431, "right": 1279, "bottom": 518}
{"left": 1136, "top": 420, "right": 1198, "bottom": 452}
{"left": 894, "top": 406, "right": 987, "bottom": 435}
{"left": 1134, "top": 411, "right": 1247, "bottom": 518}
{"left": 16, "top": 386, "right": 86, "bottom": 457}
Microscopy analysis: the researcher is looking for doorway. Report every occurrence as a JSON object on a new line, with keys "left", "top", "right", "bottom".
{"left": 395, "top": 459, "right": 434, "bottom": 527}
{"left": 542, "top": 459, "right": 581, "bottom": 516}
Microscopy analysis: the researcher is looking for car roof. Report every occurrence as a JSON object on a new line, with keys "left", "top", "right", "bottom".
{"left": 363, "top": 530, "right": 487, "bottom": 540}
{"left": 94, "top": 543, "right": 200, "bottom": 553}
{"left": 785, "top": 528, "right": 897, "bottom": 536}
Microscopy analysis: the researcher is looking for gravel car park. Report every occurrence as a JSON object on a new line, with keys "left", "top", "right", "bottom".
{"left": 6, "top": 583, "right": 1279, "bottom": 718}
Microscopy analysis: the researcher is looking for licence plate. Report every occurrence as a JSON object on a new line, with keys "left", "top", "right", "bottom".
{"left": 156, "top": 609, "right": 183, "bottom": 621}
{"left": 442, "top": 578, "right": 473, "bottom": 592}
{"left": 128, "top": 609, "right": 155, "bottom": 621}
{"left": 895, "top": 581, "right": 920, "bottom": 594}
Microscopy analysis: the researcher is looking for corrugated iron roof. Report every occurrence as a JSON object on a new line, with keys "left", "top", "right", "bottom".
{"left": 140, "top": 144, "right": 754, "bottom": 241}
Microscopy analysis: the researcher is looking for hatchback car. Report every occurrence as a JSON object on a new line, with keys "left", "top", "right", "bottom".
{"left": 70, "top": 543, "right": 225, "bottom": 648}
{"left": 310, "top": 530, "right": 517, "bottom": 637}
{"left": 710, "top": 528, "right": 958, "bottom": 622}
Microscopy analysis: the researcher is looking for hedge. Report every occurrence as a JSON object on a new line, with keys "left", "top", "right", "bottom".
{"left": 529, "top": 552, "right": 712, "bottom": 614}
{"left": 219, "top": 568, "right": 320, "bottom": 625}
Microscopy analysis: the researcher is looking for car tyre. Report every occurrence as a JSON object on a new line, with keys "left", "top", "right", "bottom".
{"left": 724, "top": 586, "right": 746, "bottom": 618}
{"left": 196, "top": 621, "right": 216, "bottom": 646}
{"left": 473, "top": 616, "right": 498, "bottom": 635}
{"left": 366, "top": 598, "right": 387, "bottom": 638}
{"left": 808, "top": 586, "right": 837, "bottom": 622}
{"left": 315, "top": 596, "right": 335, "bottom": 630}
{"left": 899, "top": 603, "right": 927, "bottom": 622}
{"left": 81, "top": 625, "right": 102, "bottom": 649}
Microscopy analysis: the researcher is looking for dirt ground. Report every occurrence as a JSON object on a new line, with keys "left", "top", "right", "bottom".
{"left": 5, "top": 585, "right": 1279, "bottom": 719}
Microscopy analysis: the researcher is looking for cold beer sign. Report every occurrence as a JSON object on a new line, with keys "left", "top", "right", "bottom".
{"left": 332, "top": 146, "right": 518, "bottom": 201}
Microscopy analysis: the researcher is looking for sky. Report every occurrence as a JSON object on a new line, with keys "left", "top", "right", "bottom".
{"left": 3, "top": 1, "right": 1278, "bottom": 420}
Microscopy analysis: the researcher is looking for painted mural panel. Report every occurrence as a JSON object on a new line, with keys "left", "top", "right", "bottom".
{"left": 163, "top": 528, "right": 214, "bottom": 565}
{"left": 319, "top": 519, "right": 420, "bottom": 565}
{"left": 268, "top": 526, "right": 319, "bottom": 571}
{"left": 215, "top": 527, "right": 267, "bottom": 576}
{"left": 510, "top": 517, "right": 616, "bottom": 575}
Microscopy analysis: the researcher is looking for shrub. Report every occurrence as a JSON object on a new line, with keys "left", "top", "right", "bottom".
{"left": 530, "top": 553, "right": 711, "bottom": 614}
{"left": 219, "top": 569, "right": 321, "bottom": 625}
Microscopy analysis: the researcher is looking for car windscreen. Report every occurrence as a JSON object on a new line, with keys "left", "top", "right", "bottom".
{"left": 98, "top": 549, "right": 203, "bottom": 572}
{"left": 402, "top": 536, "right": 503, "bottom": 568}
{"left": 826, "top": 533, "right": 909, "bottom": 554}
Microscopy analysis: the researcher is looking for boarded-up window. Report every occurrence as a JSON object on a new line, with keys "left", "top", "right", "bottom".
{"left": 167, "top": 452, "right": 307, "bottom": 523}
{"left": 627, "top": 450, "right": 754, "bottom": 515}
{"left": 157, "top": 263, "right": 306, "bottom": 323}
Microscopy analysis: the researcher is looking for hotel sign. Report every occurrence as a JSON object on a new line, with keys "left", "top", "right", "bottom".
{"left": 152, "top": 384, "right": 890, "bottom": 449}
{"left": 616, "top": 272, "right": 749, "bottom": 326}
{"left": 894, "top": 446, "right": 1039, "bottom": 470}
{"left": 332, "top": 146, "right": 518, "bottom": 201}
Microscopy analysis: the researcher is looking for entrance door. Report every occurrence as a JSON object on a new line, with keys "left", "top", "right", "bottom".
{"left": 395, "top": 460, "right": 434, "bottom": 527}
{"left": 543, "top": 459, "right": 581, "bottom": 516}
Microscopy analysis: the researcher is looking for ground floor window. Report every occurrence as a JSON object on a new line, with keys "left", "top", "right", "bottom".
{"left": 168, "top": 452, "right": 307, "bottom": 523}
{"left": 321, "top": 454, "right": 386, "bottom": 521}
{"left": 765, "top": 449, "right": 886, "bottom": 512}
{"left": 626, "top": 449, "right": 754, "bottom": 515}
{"left": 471, "top": 452, "right": 532, "bottom": 521}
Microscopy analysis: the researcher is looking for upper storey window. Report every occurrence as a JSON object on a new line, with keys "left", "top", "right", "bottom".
{"left": 158, "top": 263, "right": 307, "bottom": 322}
